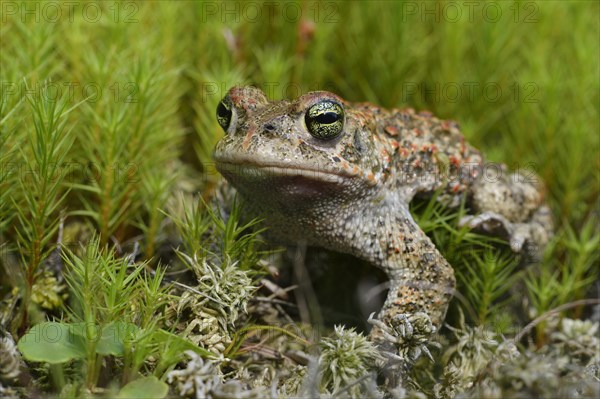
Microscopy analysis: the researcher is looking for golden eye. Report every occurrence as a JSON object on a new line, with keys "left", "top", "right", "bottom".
{"left": 305, "top": 100, "right": 344, "bottom": 140}
{"left": 216, "top": 97, "right": 233, "bottom": 132}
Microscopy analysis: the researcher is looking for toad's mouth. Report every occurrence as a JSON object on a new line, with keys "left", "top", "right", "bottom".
{"left": 215, "top": 161, "right": 358, "bottom": 185}
{"left": 214, "top": 161, "right": 363, "bottom": 201}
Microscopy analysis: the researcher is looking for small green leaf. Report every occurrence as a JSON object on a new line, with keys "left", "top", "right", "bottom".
{"left": 68, "top": 321, "right": 140, "bottom": 356}
{"left": 97, "top": 322, "right": 140, "bottom": 356}
{"left": 18, "top": 322, "right": 86, "bottom": 364}
{"left": 117, "top": 376, "right": 168, "bottom": 399}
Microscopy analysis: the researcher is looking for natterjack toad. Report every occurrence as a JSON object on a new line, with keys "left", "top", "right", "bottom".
{"left": 213, "top": 86, "right": 552, "bottom": 346}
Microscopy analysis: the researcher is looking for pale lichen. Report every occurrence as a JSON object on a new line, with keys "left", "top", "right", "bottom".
{"left": 167, "top": 351, "right": 224, "bottom": 398}
{"left": 166, "top": 253, "right": 258, "bottom": 354}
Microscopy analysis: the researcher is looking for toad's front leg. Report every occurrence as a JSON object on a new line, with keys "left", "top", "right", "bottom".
{"left": 355, "top": 200, "right": 455, "bottom": 355}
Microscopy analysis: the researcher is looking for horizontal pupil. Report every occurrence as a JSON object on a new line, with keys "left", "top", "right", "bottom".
{"left": 217, "top": 102, "right": 230, "bottom": 117}
{"left": 315, "top": 112, "right": 338, "bottom": 124}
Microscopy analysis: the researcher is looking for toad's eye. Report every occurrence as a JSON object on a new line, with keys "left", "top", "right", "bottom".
{"left": 305, "top": 100, "right": 344, "bottom": 140}
{"left": 216, "top": 97, "right": 233, "bottom": 132}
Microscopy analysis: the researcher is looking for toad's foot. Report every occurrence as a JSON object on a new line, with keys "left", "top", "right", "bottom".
{"left": 368, "top": 312, "right": 440, "bottom": 363}
{"left": 460, "top": 205, "right": 553, "bottom": 256}
{"left": 466, "top": 169, "right": 553, "bottom": 256}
